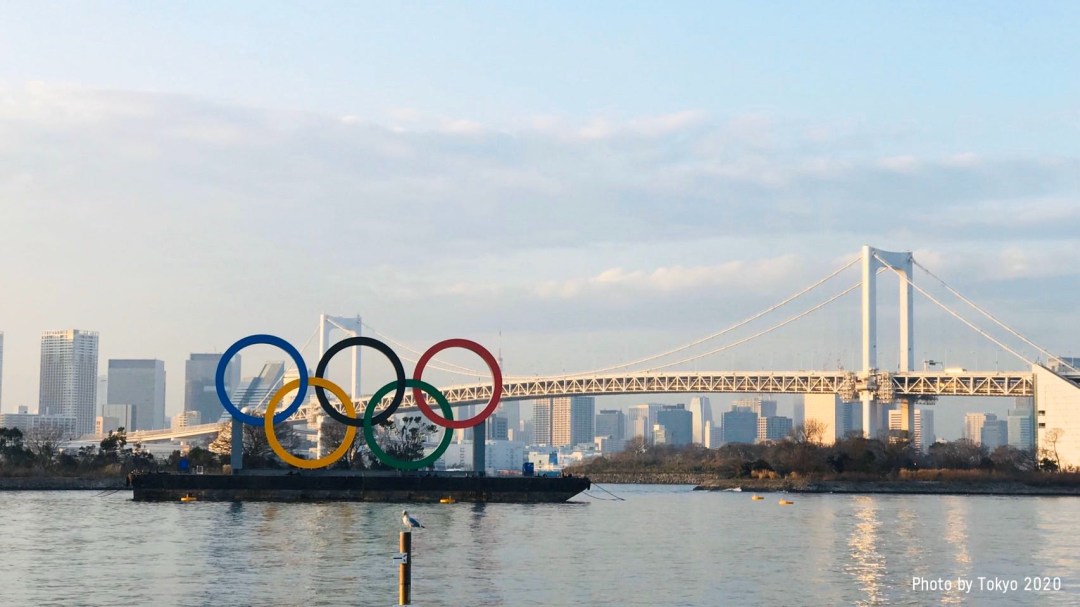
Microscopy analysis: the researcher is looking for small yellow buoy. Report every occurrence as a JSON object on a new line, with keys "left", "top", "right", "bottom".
{"left": 751, "top": 495, "right": 765, "bottom": 501}
{"left": 180, "top": 494, "right": 197, "bottom": 502}
{"left": 778, "top": 499, "right": 794, "bottom": 505}
{"left": 439, "top": 497, "right": 456, "bottom": 504}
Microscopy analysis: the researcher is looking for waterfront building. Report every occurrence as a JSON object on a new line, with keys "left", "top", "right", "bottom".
{"left": 439, "top": 440, "right": 525, "bottom": 474}
{"left": 656, "top": 404, "right": 692, "bottom": 446}
{"left": 0, "top": 330, "right": 4, "bottom": 410}
{"left": 722, "top": 406, "right": 758, "bottom": 444}
{"left": 687, "top": 396, "right": 714, "bottom": 445}
{"left": 594, "top": 409, "right": 626, "bottom": 444}
{"left": 39, "top": 329, "right": 99, "bottom": 435}
{"left": 0, "top": 411, "right": 79, "bottom": 438}
{"left": 757, "top": 416, "right": 794, "bottom": 444}
{"left": 1034, "top": 364, "right": 1080, "bottom": 468}
{"left": 108, "top": 359, "right": 166, "bottom": 431}
{"left": 981, "top": 415, "right": 1008, "bottom": 450}
{"left": 185, "top": 353, "right": 240, "bottom": 427}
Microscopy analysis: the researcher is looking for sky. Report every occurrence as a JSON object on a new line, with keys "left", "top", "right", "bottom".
{"left": 1, "top": 3, "right": 1078, "bottom": 439}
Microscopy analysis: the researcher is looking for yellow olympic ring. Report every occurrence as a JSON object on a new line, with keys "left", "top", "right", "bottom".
{"left": 265, "top": 377, "right": 357, "bottom": 469}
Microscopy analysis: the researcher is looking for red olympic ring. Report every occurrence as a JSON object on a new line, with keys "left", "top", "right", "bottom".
{"left": 412, "top": 338, "right": 503, "bottom": 429}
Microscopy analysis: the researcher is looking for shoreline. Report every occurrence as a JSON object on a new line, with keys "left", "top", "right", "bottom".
{"left": 0, "top": 477, "right": 128, "bottom": 491}
{"left": 696, "top": 478, "right": 1080, "bottom": 496}
{"left": 574, "top": 473, "right": 1080, "bottom": 496}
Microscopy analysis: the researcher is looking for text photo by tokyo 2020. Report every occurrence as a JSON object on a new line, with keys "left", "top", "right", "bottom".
{"left": 214, "top": 334, "right": 503, "bottom": 470}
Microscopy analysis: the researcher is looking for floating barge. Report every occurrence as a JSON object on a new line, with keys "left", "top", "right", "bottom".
{"left": 131, "top": 471, "right": 591, "bottom": 503}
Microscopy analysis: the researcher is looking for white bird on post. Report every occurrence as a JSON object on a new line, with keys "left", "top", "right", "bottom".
{"left": 402, "top": 510, "right": 424, "bottom": 529}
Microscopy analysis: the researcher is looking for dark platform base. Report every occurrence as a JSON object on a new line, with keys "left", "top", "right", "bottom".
{"left": 131, "top": 471, "right": 591, "bottom": 503}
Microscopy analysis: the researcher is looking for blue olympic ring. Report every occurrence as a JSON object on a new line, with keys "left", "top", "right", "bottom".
{"left": 215, "top": 334, "right": 308, "bottom": 426}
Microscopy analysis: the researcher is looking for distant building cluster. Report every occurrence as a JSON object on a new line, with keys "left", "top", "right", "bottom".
{"left": 962, "top": 398, "right": 1035, "bottom": 451}
{"left": 0, "top": 327, "right": 247, "bottom": 440}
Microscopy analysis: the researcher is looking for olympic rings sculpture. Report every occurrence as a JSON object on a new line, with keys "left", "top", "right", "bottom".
{"left": 214, "top": 334, "right": 503, "bottom": 470}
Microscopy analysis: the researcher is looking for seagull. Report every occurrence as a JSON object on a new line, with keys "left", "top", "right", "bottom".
{"left": 402, "top": 510, "right": 424, "bottom": 529}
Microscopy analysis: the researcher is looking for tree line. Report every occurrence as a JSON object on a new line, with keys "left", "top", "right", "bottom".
{"left": 568, "top": 423, "right": 1066, "bottom": 480}
{"left": 0, "top": 414, "right": 439, "bottom": 476}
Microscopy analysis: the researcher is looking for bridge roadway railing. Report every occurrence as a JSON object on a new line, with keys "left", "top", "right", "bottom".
{"left": 127, "top": 371, "right": 1034, "bottom": 443}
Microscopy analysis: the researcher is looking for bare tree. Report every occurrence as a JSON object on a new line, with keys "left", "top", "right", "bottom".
{"left": 1040, "top": 427, "right": 1064, "bottom": 470}
{"left": 24, "top": 425, "right": 67, "bottom": 467}
{"left": 209, "top": 420, "right": 300, "bottom": 465}
{"left": 801, "top": 419, "right": 828, "bottom": 445}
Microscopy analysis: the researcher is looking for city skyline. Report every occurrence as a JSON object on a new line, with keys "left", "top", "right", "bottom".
{"left": 1, "top": 5, "right": 1077, "bottom": 442}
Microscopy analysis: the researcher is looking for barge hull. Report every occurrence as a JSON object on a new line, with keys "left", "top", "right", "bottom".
{"left": 131, "top": 473, "right": 591, "bottom": 503}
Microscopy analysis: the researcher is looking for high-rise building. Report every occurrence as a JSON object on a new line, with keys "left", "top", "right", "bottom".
{"left": 557, "top": 396, "right": 595, "bottom": 447}
{"left": 655, "top": 405, "right": 692, "bottom": 446}
{"left": 185, "top": 353, "right": 240, "bottom": 427}
{"left": 107, "top": 359, "right": 166, "bottom": 431}
{"left": 628, "top": 403, "right": 664, "bottom": 444}
{"left": 595, "top": 409, "right": 626, "bottom": 443}
{"left": 733, "top": 397, "right": 777, "bottom": 419}
{"left": 532, "top": 396, "right": 595, "bottom": 447}
{"left": 722, "top": 406, "right": 758, "bottom": 444}
{"left": 887, "top": 408, "right": 935, "bottom": 452}
{"left": 757, "top": 416, "right": 794, "bottom": 443}
{"left": 964, "top": 413, "right": 989, "bottom": 444}
{"left": 532, "top": 399, "right": 553, "bottom": 446}
{"left": 687, "top": 396, "right": 713, "bottom": 445}
{"left": 981, "top": 415, "right": 1008, "bottom": 450}
{"left": 1008, "top": 401, "right": 1035, "bottom": 451}
{"left": 39, "top": 329, "right": 99, "bottom": 435}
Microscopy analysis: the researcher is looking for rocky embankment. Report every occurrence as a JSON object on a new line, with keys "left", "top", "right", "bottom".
{"left": 0, "top": 476, "right": 128, "bottom": 491}
{"left": 578, "top": 472, "right": 716, "bottom": 485}
{"left": 694, "top": 477, "right": 1080, "bottom": 495}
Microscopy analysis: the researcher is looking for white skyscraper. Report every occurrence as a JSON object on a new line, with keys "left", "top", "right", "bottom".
{"left": 687, "top": 396, "right": 714, "bottom": 445}
{"left": 107, "top": 359, "right": 167, "bottom": 431}
{"left": 0, "top": 330, "right": 4, "bottom": 411}
{"left": 39, "top": 329, "right": 99, "bottom": 435}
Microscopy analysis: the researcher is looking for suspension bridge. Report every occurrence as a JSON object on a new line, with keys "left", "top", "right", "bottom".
{"left": 127, "top": 246, "right": 1080, "bottom": 466}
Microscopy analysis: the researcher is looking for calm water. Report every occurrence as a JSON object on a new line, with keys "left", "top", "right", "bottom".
{"left": 2, "top": 485, "right": 1078, "bottom": 606}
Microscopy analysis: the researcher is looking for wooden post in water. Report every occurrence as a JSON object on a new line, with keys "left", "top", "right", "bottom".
{"left": 399, "top": 531, "right": 412, "bottom": 605}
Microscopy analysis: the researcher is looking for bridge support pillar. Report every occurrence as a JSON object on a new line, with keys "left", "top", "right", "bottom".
{"left": 230, "top": 416, "right": 243, "bottom": 472}
{"left": 472, "top": 421, "right": 486, "bottom": 476}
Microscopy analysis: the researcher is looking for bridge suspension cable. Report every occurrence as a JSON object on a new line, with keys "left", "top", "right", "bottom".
{"left": 359, "top": 320, "right": 529, "bottom": 378}
{"left": 643, "top": 274, "right": 870, "bottom": 371}
{"left": 561, "top": 255, "right": 861, "bottom": 376}
{"left": 913, "top": 259, "right": 1078, "bottom": 373}
{"left": 874, "top": 253, "right": 1036, "bottom": 368}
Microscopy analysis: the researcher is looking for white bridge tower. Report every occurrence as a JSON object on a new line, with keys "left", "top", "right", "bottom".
{"left": 319, "top": 314, "right": 364, "bottom": 398}
{"left": 861, "top": 245, "right": 916, "bottom": 439}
